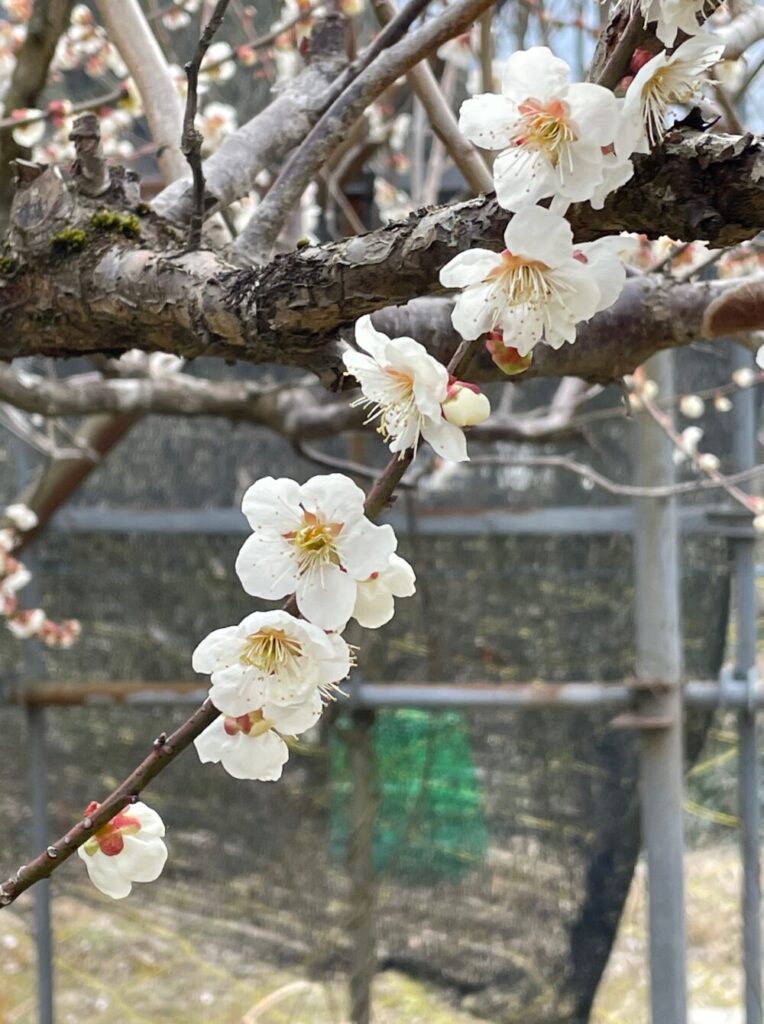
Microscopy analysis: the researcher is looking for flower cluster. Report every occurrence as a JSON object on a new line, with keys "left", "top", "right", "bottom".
{"left": 0, "top": 504, "right": 81, "bottom": 647}
{"left": 193, "top": 474, "right": 415, "bottom": 780}
{"left": 82, "top": 472, "right": 417, "bottom": 898}
{"left": 439, "top": 34, "right": 723, "bottom": 369}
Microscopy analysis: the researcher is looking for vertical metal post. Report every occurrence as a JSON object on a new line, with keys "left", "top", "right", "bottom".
{"left": 634, "top": 352, "right": 688, "bottom": 1024}
{"left": 731, "top": 344, "right": 762, "bottom": 1024}
{"left": 346, "top": 707, "right": 377, "bottom": 1024}
{"left": 12, "top": 436, "right": 54, "bottom": 1024}
{"left": 28, "top": 704, "right": 54, "bottom": 1024}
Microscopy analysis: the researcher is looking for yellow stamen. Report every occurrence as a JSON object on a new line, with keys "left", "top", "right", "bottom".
{"left": 240, "top": 628, "right": 303, "bottom": 674}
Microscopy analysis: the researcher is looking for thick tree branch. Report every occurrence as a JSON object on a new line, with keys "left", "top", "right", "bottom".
{"left": 2, "top": 130, "right": 764, "bottom": 384}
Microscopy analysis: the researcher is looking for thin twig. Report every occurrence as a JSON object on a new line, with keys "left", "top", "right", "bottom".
{"left": 0, "top": 86, "right": 126, "bottom": 135}
{"left": 0, "top": 699, "right": 220, "bottom": 906}
{"left": 470, "top": 454, "right": 764, "bottom": 500}
{"left": 632, "top": 367, "right": 759, "bottom": 513}
{"left": 182, "top": 0, "right": 233, "bottom": 248}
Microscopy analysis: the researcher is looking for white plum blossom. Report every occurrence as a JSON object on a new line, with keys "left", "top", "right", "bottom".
{"left": 200, "top": 41, "right": 236, "bottom": 84}
{"left": 439, "top": 206, "right": 630, "bottom": 357}
{"left": 1, "top": 559, "right": 31, "bottom": 595}
{"left": 199, "top": 101, "right": 237, "bottom": 154}
{"left": 235, "top": 474, "right": 397, "bottom": 630}
{"left": 77, "top": 801, "right": 168, "bottom": 900}
{"left": 193, "top": 609, "right": 352, "bottom": 715}
{"left": 352, "top": 553, "right": 416, "bottom": 629}
{"left": 640, "top": 0, "right": 708, "bottom": 47}
{"left": 458, "top": 47, "right": 619, "bottom": 210}
{"left": 673, "top": 425, "right": 703, "bottom": 465}
{"left": 622, "top": 34, "right": 725, "bottom": 151}
{"left": 5, "top": 503, "right": 37, "bottom": 532}
{"left": 7, "top": 608, "right": 46, "bottom": 638}
{"left": 10, "top": 109, "right": 45, "bottom": 149}
{"left": 343, "top": 317, "right": 476, "bottom": 462}
{"left": 195, "top": 694, "right": 322, "bottom": 781}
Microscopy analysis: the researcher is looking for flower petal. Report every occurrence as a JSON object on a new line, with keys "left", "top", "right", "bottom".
{"left": 234, "top": 532, "right": 297, "bottom": 600}
{"left": 458, "top": 92, "right": 517, "bottom": 150}
{"left": 421, "top": 417, "right": 469, "bottom": 462}
{"left": 296, "top": 564, "right": 358, "bottom": 631}
{"left": 192, "top": 626, "right": 242, "bottom": 675}
{"left": 439, "top": 249, "right": 503, "bottom": 289}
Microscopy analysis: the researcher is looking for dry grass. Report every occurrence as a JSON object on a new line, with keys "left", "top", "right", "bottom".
{"left": 1, "top": 844, "right": 747, "bottom": 1023}
{"left": 593, "top": 845, "right": 744, "bottom": 1024}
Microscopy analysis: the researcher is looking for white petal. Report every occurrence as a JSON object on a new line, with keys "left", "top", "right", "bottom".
{"left": 234, "top": 533, "right": 297, "bottom": 600}
{"left": 504, "top": 206, "right": 573, "bottom": 266}
{"left": 565, "top": 82, "right": 619, "bottom": 145}
{"left": 353, "top": 580, "right": 396, "bottom": 628}
{"left": 501, "top": 47, "right": 570, "bottom": 102}
{"left": 266, "top": 691, "right": 323, "bottom": 734}
{"left": 300, "top": 474, "right": 366, "bottom": 522}
{"left": 194, "top": 716, "right": 234, "bottom": 764}
{"left": 223, "top": 730, "right": 289, "bottom": 781}
{"left": 458, "top": 92, "right": 517, "bottom": 151}
{"left": 241, "top": 476, "right": 303, "bottom": 531}
{"left": 296, "top": 565, "right": 358, "bottom": 631}
{"left": 117, "top": 833, "right": 168, "bottom": 882}
{"left": 439, "top": 249, "right": 503, "bottom": 289}
{"left": 192, "top": 625, "right": 242, "bottom": 675}
{"left": 420, "top": 417, "right": 469, "bottom": 462}
{"left": 493, "top": 145, "right": 556, "bottom": 211}
{"left": 210, "top": 671, "right": 268, "bottom": 717}
{"left": 130, "top": 802, "right": 166, "bottom": 838}
{"left": 336, "top": 519, "right": 397, "bottom": 580}
{"left": 451, "top": 284, "right": 500, "bottom": 340}
{"left": 78, "top": 849, "right": 133, "bottom": 899}
{"left": 382, "top": 553, "right": 416, "bottom": 596}
{"left": 354, "top": 314, "right": 391, "bottom": 361}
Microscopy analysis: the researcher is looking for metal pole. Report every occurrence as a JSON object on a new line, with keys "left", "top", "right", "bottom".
{"left": 634, "top": 352, "right": 688, "bottom": 1024}
{"left": 28, "top": 704, "right": 54, "bottom": 1024}
{"left": 12, "top": 435, "right": 54, "bottom": 1024}
{"left": 731, "top": 344, "right": 762, "bottom": 1024}
{"left": 346, "top": 707, "right": 377, "bottom": 1024}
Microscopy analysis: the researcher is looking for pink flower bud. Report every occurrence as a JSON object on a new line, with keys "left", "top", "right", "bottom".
{"left": 442, "top": 381, "right": 491, "bottom": 427}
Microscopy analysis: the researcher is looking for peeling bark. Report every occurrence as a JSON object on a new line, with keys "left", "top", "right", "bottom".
{"left": 1, "top": 130, "right": 763, "bottom": 384}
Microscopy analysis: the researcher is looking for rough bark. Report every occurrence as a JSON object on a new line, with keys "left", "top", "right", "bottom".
{"left": 2, "top": 129, "right": 763, "bottom": 385}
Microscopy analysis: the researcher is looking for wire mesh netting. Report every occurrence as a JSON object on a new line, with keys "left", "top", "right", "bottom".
{"left": 0, "top": 344, "right": 751, "bottom": 1023}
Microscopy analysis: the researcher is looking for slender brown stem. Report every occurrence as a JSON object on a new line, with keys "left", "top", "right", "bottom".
{"left": 181, "top": 0, "right": 233, "bottom": 248}
{"left": 0, "top": 699, "right": 219, "bottom": 906}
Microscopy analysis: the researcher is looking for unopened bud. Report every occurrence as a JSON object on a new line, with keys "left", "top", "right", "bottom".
{"left": 442, "top": 381, "right": 490, "bottom": 427}
{"left": 732, "top": 367, "right": 757, "bottom": 389}
{"left": 753, "top": 514, "right": 764, "bottom": 535}
{"left": 679, "top": 394, "right": 705, "bottom": 419}
{"left": 697, "top": 453, "right": 720, "bottom": 473}
{"left": 714, "top": 395, "right": 733, "bottom": 413}
{"left": 486, "top": 332, "right": 533, "bottom": 376}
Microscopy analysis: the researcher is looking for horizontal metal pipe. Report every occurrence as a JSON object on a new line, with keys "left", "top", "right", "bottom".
{"left": 47, "top": 504, "right": 755, "bottom": 538}
{"left": 11, "top": 678, "right": 764, "bottom": 711}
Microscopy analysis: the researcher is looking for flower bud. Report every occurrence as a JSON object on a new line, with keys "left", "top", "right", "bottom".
{"left": 441, "top": 381, "right": 491, "bottom": 427}
{"left": 753, "top": 514, "right": 764, "bottom": 536}
{"left": 486, "top": 332, "right": 533, "bottom": 376}
{"left": 679, "top": 394, "right": 705, "bottom": 419}
{"left": 733, "top": 367, "right": 757, "bottom": 389}
{"left": 697, "top": 452, "right": 720, "bottom": 473}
